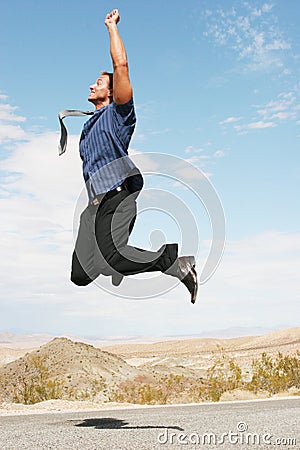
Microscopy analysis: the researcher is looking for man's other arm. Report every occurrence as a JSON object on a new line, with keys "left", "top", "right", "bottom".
{"left": 105, "top": 9, "right": 132, "bottom": 105}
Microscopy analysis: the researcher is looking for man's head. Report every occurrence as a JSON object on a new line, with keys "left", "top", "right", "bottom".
{"left": 88, "top": 71, "right": 113, "bottom": 108}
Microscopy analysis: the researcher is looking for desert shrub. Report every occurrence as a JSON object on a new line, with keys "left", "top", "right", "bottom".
{"left": 11, "top": 354, "right": 64, "bottom": 404}
{"left": 109, "top": 376, "right": 168, "bottom": 405}
{"left": 111, "top": 350, "right": 300, "bottom": 405}
{"left": 201, "top": 346, "right": 242, "bottom": 401}
{"left": 7, "top": 347, "right": 299, "bottom": 406}
{"left": 109, "top": 373, "right": 202, "bottom": 405}
{"left": 110, "top": 348, "right": 245, "bottom": 405}
{"left": 247, "top": 351, "right": 300, "bottom": 394}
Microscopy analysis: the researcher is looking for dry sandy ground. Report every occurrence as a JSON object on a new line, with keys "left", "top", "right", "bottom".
{"left": 0, "top": 400, "right": 142, "bottom": 416}
{"left": 1, "top": 393, "right": 300, "bottom": 417}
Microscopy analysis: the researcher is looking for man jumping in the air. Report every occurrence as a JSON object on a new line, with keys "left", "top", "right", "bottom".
{"left": 61, "top": 9, "right": 198, "bottom": 303}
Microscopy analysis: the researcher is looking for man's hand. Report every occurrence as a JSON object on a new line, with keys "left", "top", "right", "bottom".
{"left": 105, "top": 9, "right": 120, "bottom": 27}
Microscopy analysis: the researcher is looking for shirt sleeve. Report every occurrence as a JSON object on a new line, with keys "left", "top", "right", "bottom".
{"left": 112, "top": 98, "right": 136, "bottom": 126}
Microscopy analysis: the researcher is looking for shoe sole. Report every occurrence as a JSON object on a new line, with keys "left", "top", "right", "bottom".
{"left": 190, "top": 262, "right": 197, "bottom": 304}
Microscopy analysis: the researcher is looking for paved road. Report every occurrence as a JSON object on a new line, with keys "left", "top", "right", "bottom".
{"left": 0, "top": 398, "right": 299, "bottom": 450}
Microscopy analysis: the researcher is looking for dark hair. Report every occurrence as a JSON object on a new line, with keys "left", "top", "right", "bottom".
{"left": 101, "top": 71, "right": 113, "bottom": 90}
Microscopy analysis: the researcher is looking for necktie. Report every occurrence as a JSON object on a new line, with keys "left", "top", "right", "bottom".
{"left": 58, "top": 109, "right": 94, "bottom": 155}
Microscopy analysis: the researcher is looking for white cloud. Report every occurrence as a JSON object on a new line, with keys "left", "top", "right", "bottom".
{"left": 0, "top": 123, "right": 27, "bottom": 143}
{"left": 270, "top": 111, "right": 296, "bottom": 120}
{"left": 220, "top": 116, "right": 243, "bottom": 125}
{"left": 200, "top": 230, "right": 300, "bottom": 331}
{"left": 203, "top": 2, "right": 291, "bottom": 73}
{"left": 0, "top": 99, "right": 87, "bottom": 305}
{"left": 171, "top": 157, "right": 212, "bottom": 179}
{"left": 1, "top": 132, "right": 83, "bottom": 207}
{"left": 0, "top": 103, "right": 26, "bottom": 123}
{"left": 251, "top": 4, "right": 274, "bottom": 17}
{"left": 213, "top": 150, "right": 225, "bottom": 158}
{"left": 223, "top": 90, "right": 300, "bottom": 135}
{"left": 262, "top": 3, "right": 274, "bottom": 13}
{"left": 257, "top": 92, "right": 298, "bottom": 120}
{"left": 233, "top": 121, "right": 276, "bottom": 134}
{"left": 0, "top": 98, "right": 28, "bottom": 143}
{"left": 181, "top": 144, "right": 226, "bottom": 174}
{"left": 185, "top": 145, "right": 205, "bottom": 154}
{"left": 247, "top": 120, "right": 276, "bottom": 129}
{"left": 219, "top": 231, "right": 300, "bottom": 293}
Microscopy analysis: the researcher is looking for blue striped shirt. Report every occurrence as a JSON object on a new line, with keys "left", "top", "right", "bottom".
{"left": 79, "top": 98, "right": 143, "bottom": 201}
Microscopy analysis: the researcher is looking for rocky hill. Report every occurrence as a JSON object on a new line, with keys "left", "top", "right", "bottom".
{"left": 0, "top": 338, "right": 141, "bottom": 403}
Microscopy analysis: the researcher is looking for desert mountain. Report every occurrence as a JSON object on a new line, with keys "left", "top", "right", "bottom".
{"left": 0, "top": 327, "right": 299, "bottom": 378}
{"left": 0, "top": 332, "right": 53, "bottom": 349}
{"left": 0, "top": 338, "right": 141, "bottom": 403}
{"left": 104, "top": 327, "right": 300, "bottom": 357}
{"left": 103, "top": 327, "right": 300, "bottom": 376}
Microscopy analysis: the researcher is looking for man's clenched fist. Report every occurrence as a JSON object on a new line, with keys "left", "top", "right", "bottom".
{"left": 105, "top": 9, "right": 120, "bottom": 27}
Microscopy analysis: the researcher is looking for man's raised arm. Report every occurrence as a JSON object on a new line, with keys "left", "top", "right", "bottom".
{"left": 105, "top": 9, "right": 132, "bottom": 105}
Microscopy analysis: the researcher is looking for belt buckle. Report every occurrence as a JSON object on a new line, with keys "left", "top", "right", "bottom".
{"left": 92, "top": 197, "right": 100, "bottom": 206}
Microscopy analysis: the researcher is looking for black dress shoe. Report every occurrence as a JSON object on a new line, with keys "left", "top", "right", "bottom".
{"left": 177, "top": 256, "right": 198, "bottom": 304}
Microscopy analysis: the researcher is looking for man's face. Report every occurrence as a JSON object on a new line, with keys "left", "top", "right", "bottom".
{"left": 88, "top": 75, "right": 111, "bottom": 105}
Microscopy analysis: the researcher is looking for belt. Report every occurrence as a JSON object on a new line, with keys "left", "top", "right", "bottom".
{"left": 91, "top": 183, "right": 129, "bottom": 206}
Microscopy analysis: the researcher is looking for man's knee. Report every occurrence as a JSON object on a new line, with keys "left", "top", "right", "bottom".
{"left": 71, "top": 251, "right": 94, "bottom": 286}
{"left": 70, "top": 271, "right": 92, "bottom": 286}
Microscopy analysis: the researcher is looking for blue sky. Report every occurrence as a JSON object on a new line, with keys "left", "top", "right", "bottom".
{"left": 0, "top": 0, "right": 299, "bottom": 338}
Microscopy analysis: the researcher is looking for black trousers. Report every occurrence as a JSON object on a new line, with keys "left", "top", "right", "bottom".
{"left": 71, "top": 189, "right": 178, "bottom": 286}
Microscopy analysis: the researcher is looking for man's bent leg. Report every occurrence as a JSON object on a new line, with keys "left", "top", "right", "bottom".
{"left": 94, "top": 190, "right": 197, "bottom": 303}
{"left": 95, "top": 191, "right": 178, "bottom": 276}
{"left": 71, "top": 206, "right": 101, "bottom": 286}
